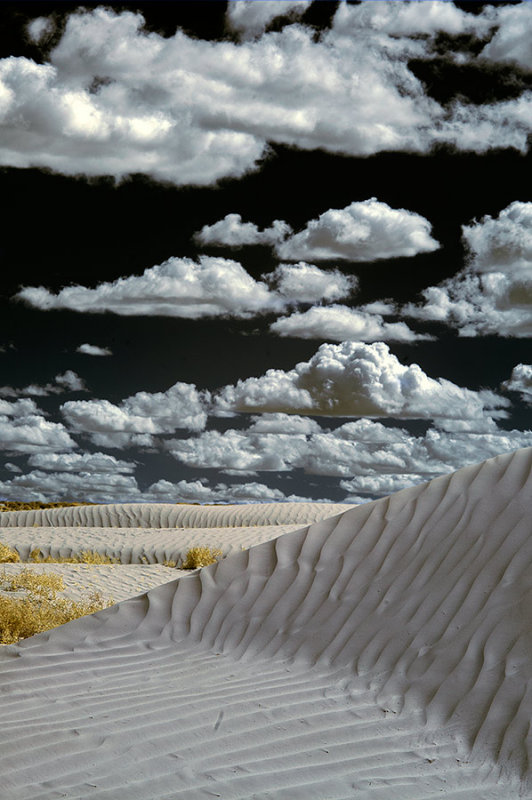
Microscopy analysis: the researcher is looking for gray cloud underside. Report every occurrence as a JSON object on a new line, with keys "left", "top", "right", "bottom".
{"left": 0, "top": 2, "right": 530, "bottom": 186}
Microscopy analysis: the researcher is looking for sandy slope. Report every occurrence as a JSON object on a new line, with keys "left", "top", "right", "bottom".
{"left": 1, "top": 449, "right": 531, "bottom": 799}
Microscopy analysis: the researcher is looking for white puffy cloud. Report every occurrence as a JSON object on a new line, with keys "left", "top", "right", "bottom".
{"left": 0, "top": 400, "right": 77, "bottom": 454}
{"left": 17, "top": 256, "right": 359, "bottom": 319}
{"left": 216, "top": 341, "right": 507, "bottom": 421}
{"left": 480, "top": 2, "right": 532, "bottom": 70}
{"left": 54, "top": 370, "right": 87, "bottom": 392}
{"left": 194, "top": 213, "right": 292, "bottom": 248}
{"left": 0, "top": 469, "right": 314, "bottom": 504}
{"left": 226, "top": 1, "right": 311, "bottom": 38}
{"left": 26, "top": 16, "right": 54, "bottom": 44}
{"left": 17, "top": 256, "right": 289, "bottom": 319}
{"left": 167, "top": 414, "right": 532, "bottom": 501}
{"left": 463, "top": 201, "right": 532, "bottom": 275}
{"left": 332, "top": 1, "right": 490, "bottom": 38}
{"left": 28, "top": 452, "right": 136, "bottom": 474}
{"left": 270, "top": 304, "right": 431, "bottom": 343}
{"left": 502, "top": 364, "right": 532, "bottom": 401}
{"left": 275, "top": 199, "right": 440, "bottom": 262}
{"left": 247, "top": 413, "right": 322, "bottom": 435}
{"left": 0, "top": 371, "right": 87, "bottom": 398}
{"left": 0, "top": 5, "right": 530, "bottom": 187}
{"left": 76, "top": 343, "right": 113, "bottom": 357}
{"left": 61, "top": 382, "right": 208, "bottom": 449}
{"left": 404, "top": 202, "right": 532, "bottom": 337}
{"left": 266, "top": 263, "right": 357, "bottom": 303}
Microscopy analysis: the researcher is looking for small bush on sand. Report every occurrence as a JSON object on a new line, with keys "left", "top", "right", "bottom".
{"left": 0, "top": 568, "right": 111, "bottom": 644}
{"left": 0, "top": 543, "right": 20, "bottom": 563}
{"left": 180, "top": 546, "right": 223, "bottom": 570}
{"left": 29, "top": 549, "right": 119, "bottom": 565}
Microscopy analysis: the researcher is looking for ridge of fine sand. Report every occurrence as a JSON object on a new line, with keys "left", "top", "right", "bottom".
{"left": 1, "top": 447, "right": 531, "bottom": 799}
{"left": 0, "top": 501, "right": 352, "bottom": 528}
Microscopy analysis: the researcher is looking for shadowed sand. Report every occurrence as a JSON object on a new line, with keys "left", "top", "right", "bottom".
{"left": 1, "top": 448, "right": 531, "bottom": 799}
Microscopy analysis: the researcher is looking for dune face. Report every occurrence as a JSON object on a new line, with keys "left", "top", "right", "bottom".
{"left": 1, "top": 448, "right": 532, "bottom": 799}
{"left": 0, "top": 501, "right": 351, "bottom": 528}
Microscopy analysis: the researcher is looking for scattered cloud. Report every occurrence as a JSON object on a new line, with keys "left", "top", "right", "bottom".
{"left": 404, "top": 201, "right": 532, "bottom": 337}
{"left": 275, "top": 199, "right": 440, "bottom": 262}
{"left": 17, "top": 256, "right": 286, "bottom": 319}
{"left": 0, "top": 398, "right": 77, "bottom": 454}
{"left": 0, "top": 5, "right": 529, "bottom": 186}
{"left": 194, "top": 213, "right": 292, "bottom": 248}
{"left": 76, "top": 343, "right": 113, "bottom": 357}
{"left": 168, "top": 414, "right": 532, "bottom": 501}
{"left": 501, "top": 363, "right": 532, "bottom": 401}
{"left": 61, "top": 381, "right": 208, "bottom": 449}
{"left": 0, "top": 370, "right": 87, "bottom": 398}
{"left": 27, "top": 451, "right": 136, "bottom": 474}
{"left": 0, "top": 469, "right": 315, "bottom": 504}
{"left": 17, "top": 256, "right": 360, "bottom": 319}
{"left": 270, "top": 304, "right": 431, "bottom": 343}
{"left": 266, "top": 263, "right": 357, "bottom": 303}
{"left": 216, "top": 341, "right": 508, "bottom": 421}
{"left": 226, "top": 1, "right": 311, "bottom": 39}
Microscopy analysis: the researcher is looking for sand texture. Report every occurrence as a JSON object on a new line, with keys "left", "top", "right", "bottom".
{"left": 0, "top": 501, "right": 351, "bottom": 528}
{"left": 1, "top": 448, "right": 532, "bottom": 798}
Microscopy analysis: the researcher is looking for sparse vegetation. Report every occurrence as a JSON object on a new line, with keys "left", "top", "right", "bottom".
{"left": 0, "top": 568, "right": 111, "bottom": 644}
{"left": 180, "top": 546, "right": 223, "bottom": 569}
{"left": 0, "top": 543, "right": 20, "bottom": 563}
{"left": 0, "top": 501, "right": 94, "bottom": 512}
{"left": 29, "top": 549, "right": 119, "bottom": 565}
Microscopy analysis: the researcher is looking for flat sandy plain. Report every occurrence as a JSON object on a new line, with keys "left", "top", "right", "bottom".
{"left": 0, "top": 448, "right": 531, "bottom": 799}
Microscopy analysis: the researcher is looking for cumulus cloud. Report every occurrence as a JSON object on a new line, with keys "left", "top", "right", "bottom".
{"left": 194, "top": 213, "right": 292, "bottom": 248}
{"left": 17, "top": 256, "right": 293, "bottom": 319}
{"left": 275, "top": 199, "right": 440, "bottom": 262}
{"left": 0, "top": 469, "right": 314, "bottom": 504}
{"left": 0, "top": 4, "right": 530, "bottom": 187}
{"left": 61, "top": 381, "right": 208, "bottom": 449}
{"left": 270, "top": 304, "right": 431, "bottom": 343}
{"left": 480, "top": 2, "right": 532, "bottom": 70}
{"left": 216, "top": 341, "right": 507, "bottom": 421}
{"left": 501, "top": 363, "right": 532, "bottom": 401}
{"left": 167, "top": 413, "right": 532, "bottom": 501}
{"left": 17, "top": 256, "right": 359, "bottom": 319}
{"left": 266, "top": 263, "right": 357, "bottom": 303}
{"left": 28, "top": 452, "right": 136, "bottom": 474}
{"left": 0, "top": 371, "right": 87, "bottom": 398}
{"left": 404, "top": 201, "right": 532, "bottom": 337}
{"left": 0, "top": 399, "right": 77, "bottom": 454}
{"left": 76, "top": 343, "right": 113, "bottom": 357}
{"left": 226, "top": 1, "right": 311, "bottom": 38}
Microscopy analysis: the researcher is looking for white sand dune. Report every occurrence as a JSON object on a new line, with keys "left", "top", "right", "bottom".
{"left": 1, "top": 448, "right": 532, "bottom": 799}
{"left": 0, "top": 501, "right": 351, "bottom": 528}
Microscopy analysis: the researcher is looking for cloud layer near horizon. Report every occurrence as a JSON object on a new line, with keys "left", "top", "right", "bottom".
{"left": 0, "top": 2, "right": 530, "bottom": 186}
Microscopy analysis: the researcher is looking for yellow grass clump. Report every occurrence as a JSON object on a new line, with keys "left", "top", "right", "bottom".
{"left": 0, "top": 568, "right": 111, "bottom": 645}
{"left": 0, "top": 543, "right": 21, "bottom": 563}
{"left": 180, "top": 546, "right": 223, "bottom": 570}
{"left": 29, "top": 549, "right": 119, "bottom": 565}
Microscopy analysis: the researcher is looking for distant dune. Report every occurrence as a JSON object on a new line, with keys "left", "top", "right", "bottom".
{"left": 1, "top": 448, "right": 531, "bottom": 799}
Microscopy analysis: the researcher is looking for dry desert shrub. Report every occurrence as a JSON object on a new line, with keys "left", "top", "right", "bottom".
{"left": 180, "top": 546, "right": 223, "bottom": 569}
{"left": 29, "top": 549, "right": 119, "bottom": 564}
{"left": 0, "top": 568, "right": 111, "bottom": 644}
{"left": 0, "top": 501, "right": 94, "bottom": 512}
{"left": 0, "top": 543, "right": 20, "bottom": 563}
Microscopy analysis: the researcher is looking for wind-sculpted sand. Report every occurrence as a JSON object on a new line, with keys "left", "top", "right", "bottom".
{"left": 1, "top": 449, "right": 532, "bottom": 799}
